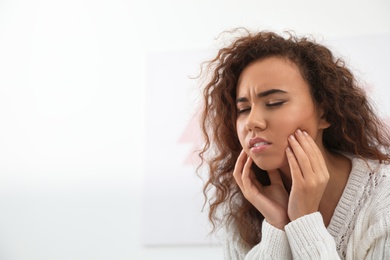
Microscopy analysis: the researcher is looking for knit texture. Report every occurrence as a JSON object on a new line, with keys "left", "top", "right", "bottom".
{"left": 223, "top": 155, "right": 390, "bottom": 259}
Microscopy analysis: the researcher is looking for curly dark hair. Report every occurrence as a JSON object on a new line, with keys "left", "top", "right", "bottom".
{"left": 197, "top": 28, "right": 390, "bottom": 247}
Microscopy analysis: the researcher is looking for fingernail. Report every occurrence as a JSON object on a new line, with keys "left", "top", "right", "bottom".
{"left": 296, "top": 129, "right": 302, "bottom": 135}
{"left": 286, "top": 147, "right": 291, "bottom": 152}
{"left": 289, "top": 134, "right": 295, "bottom": 140}
{"left": 303, "top": 131, "right": 309, "bottom": 136}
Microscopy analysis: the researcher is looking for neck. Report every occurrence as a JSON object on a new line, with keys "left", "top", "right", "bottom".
{"left": 278, "top": 147, "right": 351, "bottom": 225}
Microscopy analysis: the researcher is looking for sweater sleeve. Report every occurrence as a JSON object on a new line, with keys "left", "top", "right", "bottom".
{"left": 245, "top": 220, "right": 292, "bottom": 260}
{"left": 223, "top": 219, "right": 292, "bottom": 260}
{"left": 285, "top": 212, "right": 341, "bottom": 259}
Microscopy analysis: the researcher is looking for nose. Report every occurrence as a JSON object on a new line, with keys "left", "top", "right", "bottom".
{"left": 245, "top": 108, "right": 266, "bottom": 131}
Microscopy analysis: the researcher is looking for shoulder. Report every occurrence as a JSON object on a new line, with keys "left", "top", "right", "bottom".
{"left": 344, "top": 156, "right": 390, "bottom": 212}
{"left": 358, "top": 158, "right": 390, "bottom": 219}
{"left": 368, "top": 159, "right": 390, "bottom": 196}
{"left": 371, "top": 161, "right": 390, "bottom": 207}
{"left": 348, "top": 155, "right": 390, "bottom": 187}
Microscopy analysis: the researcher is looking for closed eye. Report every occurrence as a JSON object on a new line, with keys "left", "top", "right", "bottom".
{"left": 237, "top": 107, "right": 250, "bottom": 114}
{"left": 266, "top": 101, "right": 286, "bottom": 107}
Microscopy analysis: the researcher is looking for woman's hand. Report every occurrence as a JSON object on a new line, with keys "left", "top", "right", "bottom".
{"left": 286, "top": 129, "right": 330, "bottom": 221}
{"left": 233, "top": 150, "right": 290, "bottom": 229}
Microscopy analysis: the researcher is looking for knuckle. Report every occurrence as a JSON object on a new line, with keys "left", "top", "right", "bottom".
{"left": 306, "top": 184, "right": 315, "bottom": 191}
{"left": 305, "top": 179, "right": 317, "bottom": 190}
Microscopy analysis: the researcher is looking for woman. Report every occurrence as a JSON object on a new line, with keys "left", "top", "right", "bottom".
{"left": 198, "top": 29, "right": 390, "bottom": 259}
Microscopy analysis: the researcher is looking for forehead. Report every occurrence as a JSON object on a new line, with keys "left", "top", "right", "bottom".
{"left": 236, "top": 56, "right": 310, "bottom": 96}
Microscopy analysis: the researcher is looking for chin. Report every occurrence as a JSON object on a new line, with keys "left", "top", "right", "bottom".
{"left": 252, "top": 157, "right": 287, "bottom": 172}
{"left": 252, "top": 161, "right": 278, "bottom": 171}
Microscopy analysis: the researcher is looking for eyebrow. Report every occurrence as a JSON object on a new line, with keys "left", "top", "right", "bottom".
{"left": 236, "top": 89, "right": 287, "bottom": 103}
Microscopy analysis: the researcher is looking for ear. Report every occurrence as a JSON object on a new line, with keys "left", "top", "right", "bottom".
{"left": 318, "top": 107, "right": 330, "bottom": 130}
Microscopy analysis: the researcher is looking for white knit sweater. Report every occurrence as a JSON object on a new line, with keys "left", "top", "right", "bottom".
{"left": 223, "top": 155, "right": 390, "bottom": 259}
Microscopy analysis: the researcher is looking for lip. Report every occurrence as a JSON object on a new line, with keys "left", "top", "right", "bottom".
{"left": 249, "top": 137, "right": 272, "bottom": 153}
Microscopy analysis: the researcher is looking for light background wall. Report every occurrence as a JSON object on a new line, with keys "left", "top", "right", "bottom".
{"left": 0, "top": 0, "right": 389, "bottom": 259}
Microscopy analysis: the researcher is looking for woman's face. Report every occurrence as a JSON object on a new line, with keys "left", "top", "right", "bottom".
{"left": 235, "top": 56, "right": 329, "bottom": 173}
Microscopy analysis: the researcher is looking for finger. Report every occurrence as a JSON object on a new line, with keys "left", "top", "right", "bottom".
{"left": 294, "top": 129, "right": 323, "bottom": 174}
{"left": 233, "top": 150, "right": 247, "bottom": 190}
{"left": 288, "top": 133, "right": 313, "bottom": 177}
{"left": 242, "top": 157, "right": 264, "bottom": 192}
{"left": 241, "top": 157, "right": 269, "bottom": 203}
{"left": 241, "top": 155, "right": 254, "bottom": 189}
{"left": 301, "top": 130, "right": 326, "bottom": 165}
{"left": 286, "top": 146, "right": 304, "bottom": 182}
{"left": 249, "top": 166, "right": 264, "bottom": 191}
{"left": 300, "top": 130, "right": 328, "bottom": 178}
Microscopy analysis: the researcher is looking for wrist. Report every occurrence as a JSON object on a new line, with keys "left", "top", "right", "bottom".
{"left": 267, "top": 219, "right": 290, "bottom": 230}
{"left": 289, "top": 209, "right": 318, "bottom": 222}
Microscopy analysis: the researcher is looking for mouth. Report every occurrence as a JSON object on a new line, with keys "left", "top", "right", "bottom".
{"left": 248, "top": 136, "right": 272, "bottom": 154}
{"left": 249, "top": 137, "right": 272, "bottom": 149}
{"left": 252, "top": 141, "right": 271, "bottom": 147}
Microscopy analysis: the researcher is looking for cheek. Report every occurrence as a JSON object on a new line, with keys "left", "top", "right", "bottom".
{"left": 236, "top": 120, "right": 246, "bottom": 147}
{"left": 282, "top": 110, "right": 320, "bottom": 136}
